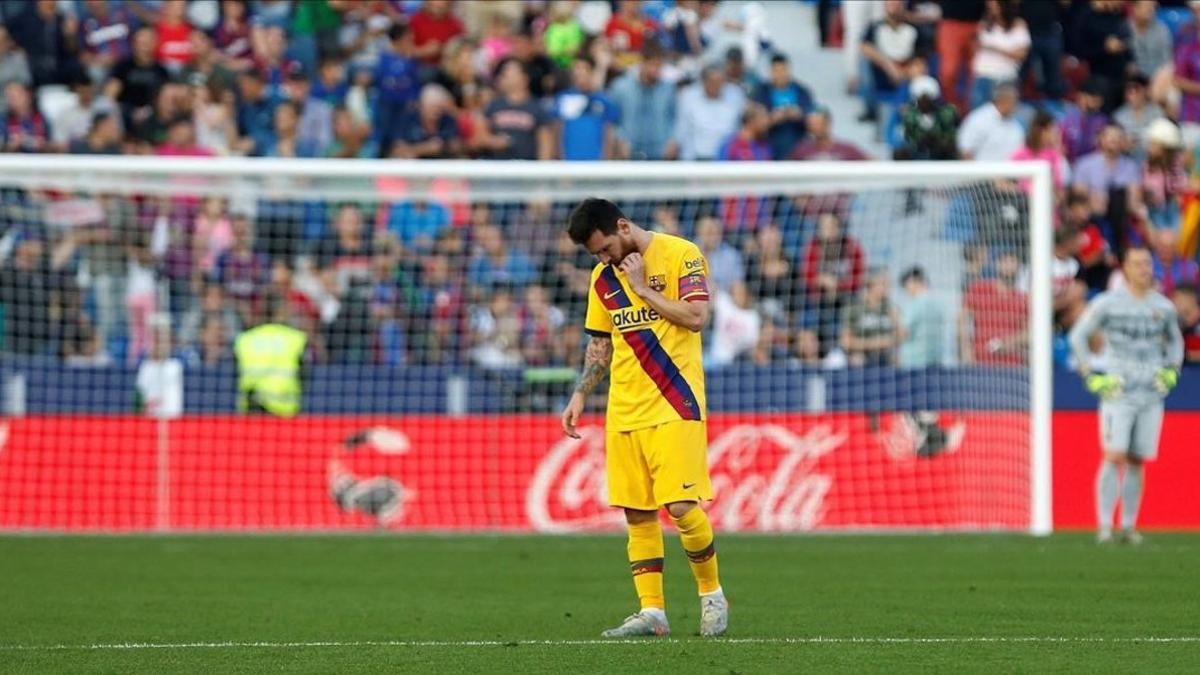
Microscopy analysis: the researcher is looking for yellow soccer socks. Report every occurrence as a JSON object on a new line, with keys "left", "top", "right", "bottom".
{"left": 673, "top": 507, "right": 721, "bottom": 595}
{"left": 627, "top": 519, "right": 665, "bottom": 610}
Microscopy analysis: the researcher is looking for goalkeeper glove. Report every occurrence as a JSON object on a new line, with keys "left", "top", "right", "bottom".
{"left": 1155, "top": 368, "right": 1180, "bottom": 395}
{"left": 1085, "top": 373, "right": 1123, "bottom": 400}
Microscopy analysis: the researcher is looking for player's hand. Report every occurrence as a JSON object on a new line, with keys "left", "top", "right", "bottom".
{"left": 561, "top": 392, "right": 585, "bottom": 439}
{"left": 618, "top": 253, "right": 647, "bottom": 294}
{"left": 1085, "top": 373, "right": 1123, "bottom": 400}
{"left": 1154, "top": 368, "right": 1179, "bottom": 395}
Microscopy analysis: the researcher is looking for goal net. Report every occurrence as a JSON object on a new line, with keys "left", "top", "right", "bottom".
{"left": 0, "top": 156, "right": 1052, "bottom": 534}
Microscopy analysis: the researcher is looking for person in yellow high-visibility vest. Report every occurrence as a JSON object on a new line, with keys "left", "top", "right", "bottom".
{"left": 234, "top": 299, "right": 308, "bottom": 417}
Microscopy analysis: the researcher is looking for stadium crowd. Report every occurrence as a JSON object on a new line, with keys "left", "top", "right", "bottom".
{"left": 0, "top": 0, "right": 1198, "bottom": 373}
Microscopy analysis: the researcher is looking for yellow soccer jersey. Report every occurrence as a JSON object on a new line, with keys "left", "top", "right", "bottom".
{"left": 584, "top": 233, "right": 710, "bottom": 432}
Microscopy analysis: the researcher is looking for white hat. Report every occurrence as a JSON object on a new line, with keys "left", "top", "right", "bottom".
{"left": 1146, "top": 118, "right": 1182, "bottom": 149}
{"left": 910, "top": 75, "right": 940, "bottom": 101}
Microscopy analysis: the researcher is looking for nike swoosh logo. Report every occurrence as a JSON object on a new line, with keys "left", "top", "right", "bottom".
{"left": 682, "top": 483, "right": 696, "bottom": 490}
{"left": 603, "top": 290, "right": 622, "bottom": 299}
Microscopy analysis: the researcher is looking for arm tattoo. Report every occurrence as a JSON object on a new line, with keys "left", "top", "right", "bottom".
{"left": 574, "top": 336, "right": 612, "bottom": 396}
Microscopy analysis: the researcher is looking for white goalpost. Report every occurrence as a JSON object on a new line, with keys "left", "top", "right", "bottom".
{"left": 0, "top": 156, "right": 1053, "bottom": 535}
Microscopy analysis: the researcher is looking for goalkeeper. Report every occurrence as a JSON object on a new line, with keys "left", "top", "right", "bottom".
{"left": 1068, "top": 246, "right": 1183, "bottom": 544}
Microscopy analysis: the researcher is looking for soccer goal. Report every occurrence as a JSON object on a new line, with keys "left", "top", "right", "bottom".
{"left": 0, "top": 156, "right": 1052, "bottom": 535}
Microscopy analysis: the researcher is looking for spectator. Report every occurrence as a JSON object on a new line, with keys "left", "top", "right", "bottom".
{"left": 673, "top": 64, "right": 745, "bottom": 161}
{"left": 155, "top": 0, "right": 194, "bottom": 73}
{"left": 375, "top": 24, "right": 421, "bottom": 153}
{"left": 284, "top": 64, "right": 334, "bottom": 156}
{"left": 1152, "top": 228, "right": 1200, "bottom": 295}
{"left": 312, "top": 58, "right": 349, "bottom": 106}
{"left": 317, "top": 203, "right": 374, "bottom": 297}
{"left": 708, "top": 281, "right": 762, "bottom": 367}
{"left": 409, "top": 0, "right": 465, "bottom": 67}
{"left": 1114, "top": 73, "right": 1166, "bottom": 160}
{"left": 289, "top": 0, "right": 341, "bottom": 74}
{"left": 1059, "top": 78, "right": 1110, "bottom": 164}
{"left": 1128, "top": 1, "right": 1173, "bottom": 86}
{"left": 554, "top": 55, "right": 620, "bottom": 161}
{"left": 1064, "top": 191, "right": 1116, "bottom": 293}
{"left": 1017, "top": 0, "right": 1065, "bottom": 101}
{"left": 605, "top": 0, "right": 657, "bottom": 71}
{"left": 135, "top": 318, "right": 183, "bottom": 418}
{"left": 193, "top": 196, "right": 234, "bottom": 278}
{"left": 417, "top": 252, "right": 466, "bottom": 364}
{"left": 1077, "top": 0, "right": 1131, "bottom": 110}
{"left": 1043, "top": 226, "right": 1088, "bottom": 332}
{"left": 840, "top": 270, "right": 901, "bottom": 367}
{"left": 253, "top": 26, "right": 291, "bottom": 104}
{"left": 956, "top": 82, "right": 1023, "bottom": 161}
{"left": 1010, "top": 111, "right": 1067, "bottom": 197}
{"left": 367, "top": 250, "right": 405, "bottom": 366}
{"left": 108, "top": 26, "right": 170, "bottom": 122}
{"left": 79, "top": 0, "right": 136, "bottom": 83}
{"left": 802, "top": 213, "right": 866, "bottom": 354}
{"left": 386, "top": 198, "right": 451, "bottom": 254}
{"left": 720, "top": 104, "right": 771, "bottom": 161}
{"left": 213, "top": 0, "right": 253, "bottom": 71}
{"left": 1072, "top": 124, "right": 1142, "bottom": 216}
{"left": 1172, "top": 282, "right": 1200, "bottom": 363}
{"left": 1175, "top": 5, "right": 1200, "bottom": 148}
{"left": 467, "top": 222, "right": 536, "bottom": 289}
{"left": 519, "top": 283, "right": 567, "bottom": 366}
{"left": 191, "top": 78, "right": 237, "bottom": 156}
{"left": 265, "top": 101, "right": 320, "bottom": 158}
{"left": 0, "top": 27, "right": 31, "bottom": 118}
{"left": 895, "top": 75, "right": 958, "bottom": 160}
{"left": 744, "top": 222, "right": 799, "bottom": 324}
{"left": 179, "top": 282, "right": 241, "bottom": 349}
{"left": 55, "top": 68, "right": 116, "bottom": 149}
{"left": 433, "top": 37, "right": 485, "bottom": 114}
{"left": 210, "top": 214, "right": 268, "bottom": 325}
{"left": 695, "top": 216, "right": 745, "bottom": 294}
{"left": 69, "top": 111, "right": 122, "bottom": 154}
{"left": 7, "top": 0, "right": 72, "bottom": 87}
{"left": 234, "top": 70, "right": 275, "bottom": 156}
{"left": 478, "top": 14, "right": 516, "bottom": 77}
{"left": 935, "top": 0, "right": 986, "bottom": 112}
{"left": 3, "top": 82, "right": 50, "bottom": 153}
{"left": 859, "top": 0, "right": 919, "bottom": 122}
{"left": 898, "top": 266, "right": 944, "bottom": 369}
{"left": 60, "top": 284, "right": 110, "bottom": 367}
{"left": 959, "top": 249, "right": 1027, "bottom": 366}
{"left": 754, "top": 53, "right": 814, "bottom": 162}
{"left": 389, "top": 83, "right": 460, "bottom": 159}
{"left": 1141, "top": 118, "right": 1188, "bottom": 231}
{"left": 469, "top": 284, "right": 523, "bottom": 368}
{"left": 0, "top": 234, "right": 60, "bottom": 355}
{"left": 608, "top": 45, "right": 676, "bottom": 160}
{"left": 544, "top": 0, "right": 586, "bottom": 68}
{"left": 509, "top": 27, "right": 558, "bottom": 100}
{"left": 325, "top": 105, "right": 376, "bottom": 158}
{"left": 478, "top": 58, "right": 552, "bottom": 160}
{"left": 969, "top": 0, "right": 1030, "bottom": 111}
{"left": 157, "top": 115, "right": 212, "bottom": 157}
{"left": 790, "top": 108, "right": 869, "bottom": 160}
{"left": 128, "top": 82, "right": 184, "bottom": 148}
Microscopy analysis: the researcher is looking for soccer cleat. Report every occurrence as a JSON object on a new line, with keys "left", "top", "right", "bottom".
{"left": 1118, "top": 529, "right": 1144, "bottom": 546}
{"left": 1096, "top": 529, "right": 1113, "bottom": 544}
{"left": 601, "top": 610, "right": 670, "bottom": 638}
{"left": 699, "top": 591, "right": 729, "bottom": 637}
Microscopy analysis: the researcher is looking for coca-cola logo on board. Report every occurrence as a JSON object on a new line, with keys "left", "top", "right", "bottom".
{"left": 525, "top": 424, "right": 845, "bottom": 533}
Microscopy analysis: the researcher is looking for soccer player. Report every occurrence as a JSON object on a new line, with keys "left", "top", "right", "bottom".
{"left": 1068, "top": 245, "right": 1184, "bottom": 544}
{"left": 560, "top": 198, "right": 728, "bottom": 637}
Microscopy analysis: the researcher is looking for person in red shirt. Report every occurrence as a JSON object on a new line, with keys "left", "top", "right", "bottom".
{"left": 959, "top": 249, "right": 1028, "bottom": 365}
{"left": 155, "top": 0, "right": 193, "bottom": 71}
{"left": 801, "top": 213, "right": 866, "bottom": 355}
{"left": 605, "top": 0, "right": 658, "bottom": 69}
{"left": 409, "top": 0, "right": 465, "bottom": 66}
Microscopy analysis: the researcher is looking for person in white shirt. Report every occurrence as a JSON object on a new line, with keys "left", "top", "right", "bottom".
{"left": 135, "top": 316, "right": 183, "bottom": 419}
{"left": 673, "top": 65, "right": 745, "bottom": 160}
{"left": 957, "top": 83, "right": 1024, "bottom": 161}
{"left": 708, "top": 282, "right": 762, "bottom": 367}
{"left": 969, "top": 0, "right": 1030, "bottom": 110}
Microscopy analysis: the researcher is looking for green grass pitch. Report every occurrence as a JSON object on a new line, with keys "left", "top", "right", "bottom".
{"left": 1, "top": 534, "right": 1198, "bottom": 673}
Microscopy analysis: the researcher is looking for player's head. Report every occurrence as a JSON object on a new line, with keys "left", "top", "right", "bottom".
{"left": 1119, "top": 244, "right": 1154, "bottom": 291}
{"left": 568, "top": 197, "right": 636, "bottom": 265}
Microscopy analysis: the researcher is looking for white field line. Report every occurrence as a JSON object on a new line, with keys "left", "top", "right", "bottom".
{"left": 1, "top": 637, "right": 1198, "bottom": 651}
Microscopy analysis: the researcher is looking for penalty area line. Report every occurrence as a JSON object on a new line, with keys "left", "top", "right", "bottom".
{"left": 1, "top": 637, "right": 1199, "bottom": 651}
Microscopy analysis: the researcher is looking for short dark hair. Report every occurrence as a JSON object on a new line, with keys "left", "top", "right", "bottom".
{"left": 1118, "top": 244, "right": 1151, "bottom": 266}
{"left": 770, "top": 53, "right": 789, "bottom": 66}
{"left": 900, "top": 266, "right": 926, "bottom": 285}
{"left": 388, "top": 24, "right": 409, "bottom": 42}
{"left": 1174, "top": 281, "right": 1198, "bottom": 299}
{"left": 567, "top": 198, "right": 625, "bottom": 245}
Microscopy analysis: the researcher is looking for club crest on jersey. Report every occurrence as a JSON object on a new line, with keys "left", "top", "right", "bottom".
{"left": 648, "top": 274, "right": 666, "bottom": 292}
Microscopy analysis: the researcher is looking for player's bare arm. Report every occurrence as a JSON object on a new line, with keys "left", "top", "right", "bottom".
{"left": 561, "top": 335, "right": 613, "bottom": 438}
{"left": 618, "top": 252, "right": 710, "bottom": 332}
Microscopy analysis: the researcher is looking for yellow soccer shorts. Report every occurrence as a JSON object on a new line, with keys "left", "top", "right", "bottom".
{"left": 606, "top": 420, "right": 712, "bottom": 511}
